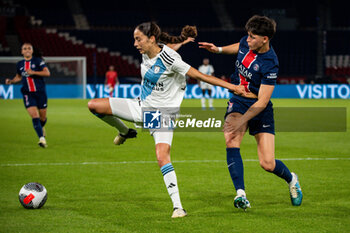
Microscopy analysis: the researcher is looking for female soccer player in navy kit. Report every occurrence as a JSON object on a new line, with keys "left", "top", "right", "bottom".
{"left": 5, "top": 43, "right": 50, "bottom": 148}
{"left": 88, "top": 22, "right": 245, "bottom": 218}
{"left": 199, "top": 15, "right": 303, "bottom": 210}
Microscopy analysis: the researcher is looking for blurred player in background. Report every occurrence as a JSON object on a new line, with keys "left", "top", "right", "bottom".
{"left": 220, "top": 74, "right": 230, "bottom": 82}
{"left": 88, "top": 22, "right": 245, "bottom": 218}
{"left": 5, "top": 43, "right": 50, "bottom": 148}
{"left": 199, "top": 15, "right": 303, "bottom": 210}
{"left": 105, "top": 65, "right": 119, "bottom": 97}
{"left": 198, "top": 58, "right": 215, "bottom": 110}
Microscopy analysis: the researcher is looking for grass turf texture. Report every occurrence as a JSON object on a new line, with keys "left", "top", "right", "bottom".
{"left": 0, "top": 98, "right": 349, "bottom": 232}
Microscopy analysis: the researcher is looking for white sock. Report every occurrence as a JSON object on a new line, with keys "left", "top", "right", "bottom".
{"left": 100, "top": 115, "right": 129, "bottom": 135}
{"left": 201, "top": 98, "right": 206, "bottom": 108}
{"left": 209, "top": 98, "right": 213, "bottom": 108}
{"left": 237, "top": 189, "right": 246, "bottom": 197}
{"left": 161, "top": 163, "right": 183, "bottom": 209}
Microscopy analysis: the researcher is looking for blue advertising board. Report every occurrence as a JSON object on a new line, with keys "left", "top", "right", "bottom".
{"left": 0, "top": 84, "right": 349, "bottom": 99}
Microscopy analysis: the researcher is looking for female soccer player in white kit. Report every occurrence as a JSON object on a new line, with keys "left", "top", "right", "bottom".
{"left": 88, "top": 22, "right": 245, "bottom": 218}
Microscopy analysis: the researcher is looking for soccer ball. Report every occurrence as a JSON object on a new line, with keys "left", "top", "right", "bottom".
{"left": 19, "top": 182, "right": 47, "bottom": 209}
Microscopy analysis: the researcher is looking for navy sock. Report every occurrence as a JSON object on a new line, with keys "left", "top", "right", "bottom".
{"left": 40, "top": 118, "right": 47, "bottom": 127}
{"left": 32, "top": 118, "right": 43, "bottom": 138}
{"left": 226, "top": 147, "right": 245, "bottom": 191}
{"left": 272, "top": 160, "right": 293, "bottom": 183}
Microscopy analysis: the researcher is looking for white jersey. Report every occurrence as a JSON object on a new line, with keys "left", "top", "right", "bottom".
{"left": 198, "top": 64, "right": 215, "bottom": 89}
{"left": 140, "top": 45, "right": 190, "bottom": 108}
{"left": 198, "top": 64, "right": 214, "bottom": 76}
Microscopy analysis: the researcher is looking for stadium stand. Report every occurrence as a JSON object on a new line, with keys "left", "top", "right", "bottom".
{"left": 1, "top": 0, "right": 350, "bottom": 84}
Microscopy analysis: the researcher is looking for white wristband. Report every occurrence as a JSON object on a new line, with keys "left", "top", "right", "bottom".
{"left": 217, "top": 47, "right": 223, "bottom": 54}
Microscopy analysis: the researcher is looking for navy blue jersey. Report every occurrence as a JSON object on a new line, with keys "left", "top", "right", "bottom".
{"left": 16, "top": 57, "right": 47, "bottom": 93}
{"left": 231, "top": 36, "right": 279, "bottom": 95}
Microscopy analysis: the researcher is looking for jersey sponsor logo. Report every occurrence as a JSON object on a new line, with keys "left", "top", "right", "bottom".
{"left": 143, "top": 79, "right": 164, "bottom": 91}
{"left": 236, "top": 61, "right": 253, "bottom": 79}
{"left": 266, "top": 73, "right": 277, "bottom": 79}
{"left": 141, "top": 58, "right": 166, "bottom": 100}
{"left": 21, "top": 71, "right": 29, "bottom": 78}
{"left": 237, "top": 50, "right": 257, "bottom": 92}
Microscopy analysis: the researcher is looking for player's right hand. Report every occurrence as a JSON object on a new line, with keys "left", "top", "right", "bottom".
{"left": 233, "top": 85, "right": 246, "bottom": 96}
{"left": 198, "top": 42, "right": 219, "bottom": 53}
{"left": 5, "top": 79, "right": 11, "bottom": 85}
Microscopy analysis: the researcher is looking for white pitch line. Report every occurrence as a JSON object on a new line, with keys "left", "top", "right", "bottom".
{"left": 0, "top": 157, "right": 350, "bottom": 167}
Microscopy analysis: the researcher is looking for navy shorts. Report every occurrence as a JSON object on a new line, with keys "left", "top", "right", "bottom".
{"left": 225, "top": 95, "right": 275, "bottom": 135}
{"left": 22, "top": 91, "right": 48, "bottom": 109}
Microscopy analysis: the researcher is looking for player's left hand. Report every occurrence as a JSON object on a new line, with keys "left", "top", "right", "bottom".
{"left": 26, "top": 69, "right": 35, "bottom": 75}
{"left": 182, "top": 37, "right": 195, "bottom": 45}
{"left": 223, "top": 117, "right": 245, "bottom": 134}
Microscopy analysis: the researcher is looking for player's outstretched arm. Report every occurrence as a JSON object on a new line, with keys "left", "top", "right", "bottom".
{"left": 186, "top": 67, "right": 245, "bottom": 96}
{"left": 198, "top": 42, "right": 240, "bottom": 55}
{"left": 168, "top": 37, "right": 195, "bottom": 51}
{"left": 5, "top": 74, "right": 22, "bottom": 84}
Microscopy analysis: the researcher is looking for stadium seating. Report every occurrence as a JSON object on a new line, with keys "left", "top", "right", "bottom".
{"left": 17, "top": 28, "right": 140, "bottom": 78}
{"left": 0, "top": 16, "right": 10, "bottom": 56}
{"left": 80, "top": 0, "right": 221, "bottom": 29}
{"left": 2, "top": 0, "right": 349, "bottom": 83}
{"left": 14, "top": 0, "right": 75, "bottom": 27}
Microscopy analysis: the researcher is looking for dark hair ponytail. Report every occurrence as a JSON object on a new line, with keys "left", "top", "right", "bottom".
{"left": 136, "top": 22, "right": 197, "bottom": 44}
{"left": 159, "top": 25, "right": 197, "bottom": 44}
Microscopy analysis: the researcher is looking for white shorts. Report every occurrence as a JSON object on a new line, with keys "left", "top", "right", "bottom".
{"left": 109, "top": 97, "right": 173, "bottom": 146}
{"left": 200, "top": 81, "right": 213, "bottom": 90}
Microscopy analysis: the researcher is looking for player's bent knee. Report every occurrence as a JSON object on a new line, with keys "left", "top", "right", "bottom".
{"left": 259, "top": 160, "right": 275, "bottom": 172}
{"left": 87, "top": 99, "right": 103, "bottom": 114}
{"left": 87, "top": 99, "right": 97, "bottom": 111}
{"left": 224, "top": 132, "right": 241, "bottom": 147}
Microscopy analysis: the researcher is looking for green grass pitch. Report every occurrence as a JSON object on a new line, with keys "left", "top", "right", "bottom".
{"left": 0, "top": 98, "right": 349, "bottom": 232}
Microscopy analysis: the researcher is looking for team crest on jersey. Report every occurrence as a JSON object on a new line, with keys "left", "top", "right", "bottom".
{"left": 253, "top": 64, "right": 259, "bottom": 71}
{"left": 31, "top": 64, "right": 36, "bottom": 69}
{"left": 154, "top": 66, "right": 160, "bottom": 74}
